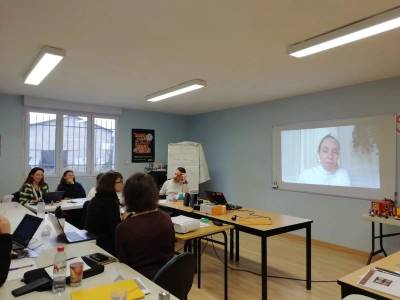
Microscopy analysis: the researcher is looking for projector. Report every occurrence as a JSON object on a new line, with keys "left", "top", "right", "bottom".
{"left": 171, "top": 215, "right": 200, "bottom": 233}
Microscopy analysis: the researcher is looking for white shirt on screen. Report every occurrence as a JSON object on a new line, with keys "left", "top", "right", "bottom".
{"left": 297, "top": 165, "right": 351, "bottom": 187}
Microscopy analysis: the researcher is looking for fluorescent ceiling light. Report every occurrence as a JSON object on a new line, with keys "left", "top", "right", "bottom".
{"left": 288, "top": 6, "right": 400, "bottom": 58}
{"left": 146, "top": 79, "right": 206, "bottom": 102}
{"left": 24, "top": 46, "right": 65, "bottom": 85}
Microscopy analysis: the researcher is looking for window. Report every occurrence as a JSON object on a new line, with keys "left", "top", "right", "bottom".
{"left": 26, "top": 110, "right": 117, "bottom": 176}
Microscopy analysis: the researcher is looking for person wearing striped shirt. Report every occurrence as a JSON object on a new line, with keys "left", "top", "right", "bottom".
{"left": 19, "top": 167, "right": 49, "bottom": 205}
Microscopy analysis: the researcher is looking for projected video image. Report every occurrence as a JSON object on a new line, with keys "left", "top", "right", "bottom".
{"left": 281, "top": 125, "right": 380, "bottom": 188}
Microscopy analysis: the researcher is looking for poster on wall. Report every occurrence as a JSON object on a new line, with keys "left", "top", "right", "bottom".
{"left": 132, "top": 129, "right": 155, "bottom": 162}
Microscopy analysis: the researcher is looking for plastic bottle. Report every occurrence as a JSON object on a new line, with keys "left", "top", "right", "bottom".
{"left": 52, "top": 245, "right": 67, "bottom": 294}
{"left": 37, "top": 199, "right": 45, "bottom": 218}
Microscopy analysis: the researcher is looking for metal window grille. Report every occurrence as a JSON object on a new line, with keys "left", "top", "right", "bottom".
{"left": 28, "top": 112, "right": 57, "bottom": 174}
{"left": 62, "top": 115, "right": 88, "bottom": 173}
{"left": 94, "top": 117, "right": 116, "bottom": 172}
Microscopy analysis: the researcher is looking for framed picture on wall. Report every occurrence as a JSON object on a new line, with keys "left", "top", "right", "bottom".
{"left": 132, "top": 129, "right": 155, "bottom": 162}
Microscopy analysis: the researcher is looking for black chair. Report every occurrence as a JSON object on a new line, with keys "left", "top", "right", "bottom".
{"left": 153, "top": 252, "right": 196, "bottom": 300}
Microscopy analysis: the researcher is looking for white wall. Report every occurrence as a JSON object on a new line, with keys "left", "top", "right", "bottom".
{"left": 188, "top": 76, "right": 400, "bottom": 252}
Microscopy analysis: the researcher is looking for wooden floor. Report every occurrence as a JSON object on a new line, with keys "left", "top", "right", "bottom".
{"left": 178, "top": 232, "right": 374, "bottom": 300}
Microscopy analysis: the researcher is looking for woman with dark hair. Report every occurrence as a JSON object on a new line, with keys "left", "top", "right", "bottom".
{"left": 85, "top": 171, "right": 123, "bottom": 254}
{"left": 115, "top": 173, "right": 175, "bottom": 279}
{"left": 87, "top": 173, "right": 104, "bottom": 200}
{"left": 19, "top": 167, "right": 49, "bottom": 205}
{"left": 57, "top": 170, "right": 86, "bottom": 199}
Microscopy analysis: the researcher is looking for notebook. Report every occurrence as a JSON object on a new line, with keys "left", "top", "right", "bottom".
{"left": 70, "top": 279, "right": 145, "bottom": 300}
{"left": 48, "top": 213, "right": 95, "bottom": 244}
{"left": 12, "top": 214, "right": 43, "bottom": 250}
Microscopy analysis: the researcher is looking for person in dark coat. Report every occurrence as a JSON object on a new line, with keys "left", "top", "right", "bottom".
{"left": 85, "top": 171, "right": 123, "bottom": 254}
{"left": 57, "top": 170, "right": 86, "bottom": 199}
{"left": 115, "top": 173, "right": 175, "bottom": 279}
{"left": 0, "top": 216, "right": 11, "bottom": 286}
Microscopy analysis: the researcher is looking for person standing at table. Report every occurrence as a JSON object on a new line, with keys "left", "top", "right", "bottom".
{"left": 19, "top": 167, "right": 49, "bottom": 205}
{"left": 116, "top": 173, "right": 175, "bottom": 279}
{"left": 57, "top": 170, "right": 86, "bottom": 199}
{"left": 85, "top": 171, "right": 123, "bottom": 255}
{"left": 159, "top": 167, "right": 189, "bottom": 199}
{"left": 0, "top": 216, "right": 11, "bottom": 286}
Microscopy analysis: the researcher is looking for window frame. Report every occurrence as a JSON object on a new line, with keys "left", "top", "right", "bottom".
{"left": 25, "top": 107, "right": 119, "bottom": 177}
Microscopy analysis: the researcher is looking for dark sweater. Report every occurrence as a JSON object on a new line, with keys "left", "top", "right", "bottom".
{"left": 0, "top": 234, "right": 11, "bottom": 286}
{"left": 85, "top": 192, "right": 120, "bottom": 254}
{"left": 115, "top": 210, "right": 175, "bottom": 279}
{"left": 57, "top": 182, "right": 86, "bottom": 199}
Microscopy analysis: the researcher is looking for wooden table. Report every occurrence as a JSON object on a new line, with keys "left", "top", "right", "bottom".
{"left": 0, "top": 202, "right": 178, "bottom": 300}
{"left": 175, "top": 224, "right": 233, "bottom": 300}
{"left": 363, "top": 214, "right": 400, "bottom": 264}
{"left": 159, "top": 200, "right": 313, "bottom": 300}
{"left": 338, "top": 251, "right": 400, "bottom": 299}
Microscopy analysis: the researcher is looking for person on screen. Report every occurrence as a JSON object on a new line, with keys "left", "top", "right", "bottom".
{"left": 115, "top": 173, "right": 175, "bottom": 279}
{"left": 0, "top": 216, "right": 11, "bottom": 286}
{"left": 19, "top": 167, "right": 49, "bottom": 205}
{"left": 297, "top": 134, "right": 351, "bottom": 186}
{"left": 57, "top": 170, "right": 86, "bottom": 199}
{"left": 159, "top": 167, "right": 189, "bottom": 199}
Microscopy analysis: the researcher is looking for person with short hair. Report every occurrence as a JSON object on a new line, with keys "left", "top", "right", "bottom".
{"left": 159, "top": 167, "right": 189, "bottom": 199}
{"left": 57, "top": 170, "right": 86, "bottom": 199}
{"left": 19, "top": 167, "right": 49, "bottom": 205}
{"left": 85, "top": 171, "right": 123, "bottom": 254}
{"left": 116, "top": 173, "right": 175, "bottom": 279}
{"left": 0, "top": 216, "right": 11, "bottom": 286}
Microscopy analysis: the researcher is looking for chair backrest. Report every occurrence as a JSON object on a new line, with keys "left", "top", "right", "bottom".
{"left": 153, "top": 252, "right": 196, "bottom": 300}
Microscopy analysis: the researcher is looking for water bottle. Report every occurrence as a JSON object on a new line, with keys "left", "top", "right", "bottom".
{"left": 52, "top": 245, "right": 67, "bottom": 294}
{"left": 37, "top": 199, "right": 45, "bottom": 218}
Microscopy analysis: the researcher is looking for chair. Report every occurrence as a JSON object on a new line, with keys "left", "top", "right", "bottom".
{"left": 153, "top": 252, "right": 196, "bottom": 300}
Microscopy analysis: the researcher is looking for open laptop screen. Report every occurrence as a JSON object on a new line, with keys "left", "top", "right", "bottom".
{"left": 12, "top": 214, "right": 43, "bottom": 247}
{"left": 205, "top": 191, "right": 228, "bottom": 205}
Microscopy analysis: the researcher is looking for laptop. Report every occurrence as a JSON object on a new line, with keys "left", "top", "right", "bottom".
{"left": 48, "top": 213, "right": 95, "bottom": 243}
{"left": 12, "top": 214, "right": 43, "bottom": 250}
{"left": 43, "top": 191, "right": 65, "bottom": 204}
{"left": 205, "top": 191, "right": 242, "bottom": 210}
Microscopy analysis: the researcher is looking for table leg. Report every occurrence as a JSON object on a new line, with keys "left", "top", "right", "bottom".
{"left": 235, "top": 228, "right": 240, "bottom": 261}
{"left": 197, "top": 238, "right": 201, "bottom": 288}
{"left": 230, "top": 228, "right": 234, "bottom": 261}
{"left": 222, "top": 231, "right": 228, "bottom": 300}
{"left": 261, "top": 236, "right": 267, "bottom": 300}
{"left": 306, "top": 224, "right": 311, "bottom": 290}
{"left": 379, "top": 223, "right": 388, "bottom": 257}
{"left": 367, "top": 222, "right": 375, "bottom": 264}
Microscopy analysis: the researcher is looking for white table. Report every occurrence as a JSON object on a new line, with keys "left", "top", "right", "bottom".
{"left": 25, "top": 198, "right": 88, "bottom": 213}
{"left": 0, "top": 202, "right": 178, "bottom": 300}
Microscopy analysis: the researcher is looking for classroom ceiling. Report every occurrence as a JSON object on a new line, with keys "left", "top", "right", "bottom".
{"left": 0, "top": 0, "right": 400, "bottom": 115}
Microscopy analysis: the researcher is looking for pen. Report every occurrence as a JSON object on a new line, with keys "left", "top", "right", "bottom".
{"left": 375, "top": 267, "right": 400, "bottom": 277}
{"left": 9, "top": 264, "right": 34, "bottom": 271}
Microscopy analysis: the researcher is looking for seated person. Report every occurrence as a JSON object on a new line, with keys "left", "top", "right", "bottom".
{"left": 57, "top": 170, "right": 86, "bottom": 199}
{"left": 0, "top": 216, "right": 11, "bottom": 286}
{"left": 87, "top": 173, "right": 104, "bottom": 200}
{"left": 116, "top": 173, "right": 175, "bottom": 279}
{"left": 19, "top": 167, "right": 49, "bottom": 205}
{"left": 159, "top": 167, "right": 189, "bottom": 200}
{"left": 85, "top": 171, "right": 123, "bottom": 255}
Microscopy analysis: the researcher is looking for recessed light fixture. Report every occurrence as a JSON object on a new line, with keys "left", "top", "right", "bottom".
{"left": 288, "top": 6, "right": 400, "bottom": 58}
{"left": 24, "top": 46, "right": 66, "bottom": 85}
{"left": 146, "top": 79, "right": 206, "bottom": 102}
